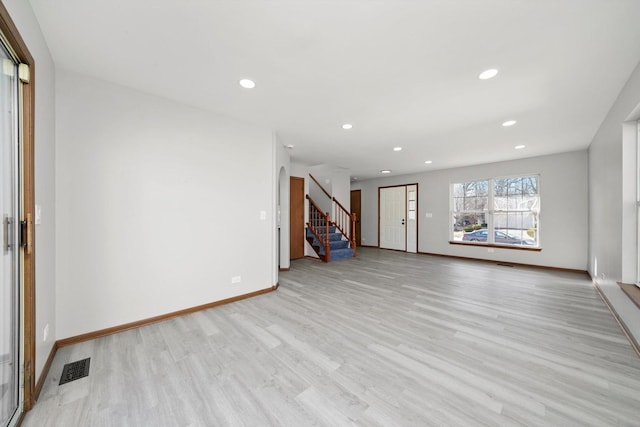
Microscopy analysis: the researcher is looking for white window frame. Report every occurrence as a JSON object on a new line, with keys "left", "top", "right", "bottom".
{"left": 450, "top": 174, "right": 541, "bottom": 248}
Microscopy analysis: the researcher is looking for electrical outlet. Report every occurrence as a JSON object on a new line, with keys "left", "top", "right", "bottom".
{"left": 231, "top": 276, "right": 241, "bottom": 284}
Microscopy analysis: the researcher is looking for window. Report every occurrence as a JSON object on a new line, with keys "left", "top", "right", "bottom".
{"left": 451, "top": 175, "right": 540, "bottom": 247}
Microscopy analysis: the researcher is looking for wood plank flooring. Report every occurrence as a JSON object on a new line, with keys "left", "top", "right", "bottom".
{"left": 22, "top": 248, "right": 640, "bottom": 426}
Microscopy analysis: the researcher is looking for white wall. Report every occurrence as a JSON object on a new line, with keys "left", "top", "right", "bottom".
{"left": 275, "top": 136, "right": 290, "bottom": 271}
{"left": 4, "top": 0, "right": 57, "bottom": 380}
{"left": 309, "top": 164, "right": 333, "bottom": 214}
{"left": 589, "top": 59, "right": 640, "bottom": 342}
{"left": 55, "top": 70, "right": 275, "bottom": 338}
{"left": 307, "top": 164, "right": 351, "bottom": 216}
{"left": 331, "top": 167, "right": 351, "bottom": 214}
{"left": 352, "top": 151, "right": 588, "bottom": 270}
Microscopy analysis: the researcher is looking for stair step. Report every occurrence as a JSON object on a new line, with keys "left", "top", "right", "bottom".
{"left": 307, "top": 226, "right": 337, "bottom": 235}
{"left": 329, "top": 240, "right": 349, "bottom": 249}
{"left": 305, "top": 224, "right": 353, "bottom": 262}
{"left": 307, "top": 232, "right": 343, "bottom": 242}
{"left": 313, "top": 240, "right": 349, "bottom": 255}
{"left": 330, "top": 248, "right": 354, "bottom": 262}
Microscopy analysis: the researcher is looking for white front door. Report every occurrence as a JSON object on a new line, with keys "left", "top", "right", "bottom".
{"left": 379, "top": 186, "right": 406, "bottom": 250}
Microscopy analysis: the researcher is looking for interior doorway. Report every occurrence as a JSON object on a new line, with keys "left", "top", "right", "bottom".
{"left": 378, "top": 184, "right": 418, "bottom": 253}
{"left": 350, "top": 190, "right": 361, "bottom": 247}
{"left": 290, "top": 176, "right": 305, "bottom": 260}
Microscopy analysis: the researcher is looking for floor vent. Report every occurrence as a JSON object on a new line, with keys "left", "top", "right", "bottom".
{"left": 59, "top": 358, "right": 90, "bottom": 385}
{"left": 497, "top": 263, "right": 514, "bottom": 267}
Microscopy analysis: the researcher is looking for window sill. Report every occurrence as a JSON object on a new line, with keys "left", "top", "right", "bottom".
{"left": 449, "top": 241, "right": 542, "bottom": 252}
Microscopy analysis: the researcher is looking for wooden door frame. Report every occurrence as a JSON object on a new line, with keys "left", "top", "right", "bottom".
{"left": 0, "top": 2, "right": 36, "bottom": 411}
{"left": 289, "top": 176, "right": 305, "bottom": 260}
{"left": 377, "top": 183, "right": 418, "bottom": 252}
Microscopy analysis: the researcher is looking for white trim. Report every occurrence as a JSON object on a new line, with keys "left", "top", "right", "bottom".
{"left": 637, "top": 120, "right": 640, "bottom": 284}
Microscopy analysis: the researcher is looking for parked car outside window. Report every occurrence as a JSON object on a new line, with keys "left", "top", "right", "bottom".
{"left": 462, "top": 228, "right": 534, "bottom": 245}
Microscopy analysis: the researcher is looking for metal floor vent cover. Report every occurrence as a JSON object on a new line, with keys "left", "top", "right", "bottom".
{"left": 59, "top": 358, "right": 90, "bottom": 385}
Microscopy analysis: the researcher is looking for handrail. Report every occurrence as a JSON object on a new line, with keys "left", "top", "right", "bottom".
{"left": 332, "top": 196, "right": 357, "bottom": 257}
{"left": 306, "top": 194, "right": 330, "bottom": 261}
{"left": 309, "top": 174, "right": 332, "bottom": 200}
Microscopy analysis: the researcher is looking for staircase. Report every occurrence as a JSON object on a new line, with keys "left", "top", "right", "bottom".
{"left": 306, "top": 223, "right": 354, "bottom": 262}
{"left": 305, "top": 174, "right": 357, "bottom": 263}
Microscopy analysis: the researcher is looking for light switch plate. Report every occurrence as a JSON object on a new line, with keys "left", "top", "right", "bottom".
{"left": 35, "top": 204, "right": 42, "bottom": 225}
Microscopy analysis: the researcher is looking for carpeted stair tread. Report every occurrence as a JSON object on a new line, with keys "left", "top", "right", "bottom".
{"left": 307, "top": 226, "right": 337, "bottom": 235}
{"left": 312, "top": 239, "right": 350, "bottom": 255}
{"left": 305, "top": 224, "right": 354, "bottom": 262}
{"left": 330, "top": 248, "right": 354, "bottom": 262}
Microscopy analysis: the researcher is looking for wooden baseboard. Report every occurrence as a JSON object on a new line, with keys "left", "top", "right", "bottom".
{"left": 33, "top": 342, "right": 59, "bottom": 402}
{"left": 359, "top": 244, "right": 377, "bottom": 248}
{"left": 279, "top": 267, "right": 290, "bottom": 272}
{"left": 593, "top": 281, "right": 640, "bottom": 358}
{"left": 619, "top": 282, "right": 640, "bottom": 309}
{"left": 417, "top": 251, "right": 588, "bottom": 275}
{"left": 57, "top": 285, "right": 278, "bottom": 348}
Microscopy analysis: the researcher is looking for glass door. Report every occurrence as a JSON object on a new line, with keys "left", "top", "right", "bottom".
{"left": 0, "top": 38, "right": 20, "bottom": 427}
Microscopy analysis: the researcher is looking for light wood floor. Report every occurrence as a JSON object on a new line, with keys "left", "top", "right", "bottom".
{"left": 23, "top": 248, "right": 640, "bottom": 426}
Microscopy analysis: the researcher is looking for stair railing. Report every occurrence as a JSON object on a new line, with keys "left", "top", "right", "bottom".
{"left": 306, "top": 195, "right": 330, "bottom": 261}
{"left": 332, "top": 197, "right": 357, "bottom": 257}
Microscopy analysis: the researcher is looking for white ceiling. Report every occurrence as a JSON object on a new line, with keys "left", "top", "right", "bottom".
{"left": 29, "top": 0, "right": 640, "bottom": 180}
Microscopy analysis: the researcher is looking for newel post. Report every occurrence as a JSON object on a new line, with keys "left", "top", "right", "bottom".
{"left": 325, "top": 213, "right": 331, "bottom": 261}
{"left": 351, "top": 213, "right": 357, "bottom": 256}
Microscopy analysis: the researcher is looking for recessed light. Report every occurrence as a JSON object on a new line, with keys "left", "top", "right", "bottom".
{"left": 285, "top": 144, "right": 294, "bottom": 149}
{"left": 380, "top": 170, "right": 391, "bottom": 174}
{"left": 502, "top": 120, "right": 517, "bottom": 127}
{"left": 424, "top": 160, "right": 433, "bottom": 164}
{"left": 515, "top": 145, "right": 526, "bottom": 150}
{"left": 393, "top": 147, "right": 402, "bottom": 152}
{"left": 239, "top": 79, "right": 255, "bottom": 89}
{"left": 478, "top": 69, "right": 498, "bottom": 80}
{"left": 342, "top": 124, "right": 353, "bottom": 130}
